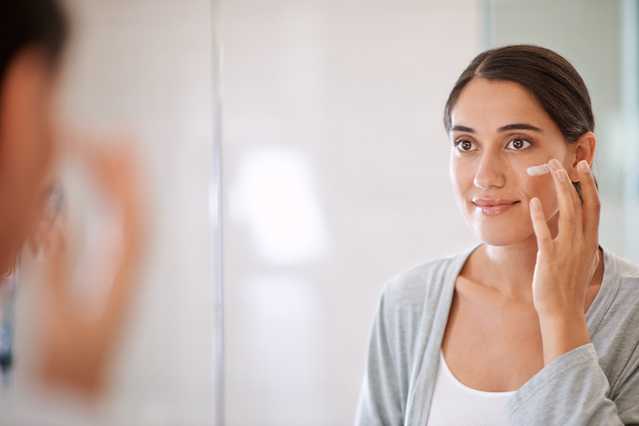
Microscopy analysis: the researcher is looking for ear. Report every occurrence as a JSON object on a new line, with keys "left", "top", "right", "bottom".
{"left": 568, "top": 131, "right": 596, "bottom": 182}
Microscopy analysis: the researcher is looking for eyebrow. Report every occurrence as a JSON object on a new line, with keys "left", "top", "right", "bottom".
{"left": 451, "top": 123, "right": 543, "bottom": 133}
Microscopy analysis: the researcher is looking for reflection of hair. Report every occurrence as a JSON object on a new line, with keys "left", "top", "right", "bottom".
{"left": 443, "top": 45, "right": 594, "bottom": 142}
{"left": 0, "top": 1, "right": 68, "bottom": 86}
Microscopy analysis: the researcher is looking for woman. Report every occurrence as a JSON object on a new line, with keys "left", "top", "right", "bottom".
{"left": 0, "top": 0, "right": 144, "bottom": 399}
{"left": 356, "top": 45, "right": 639, "bottom": 425}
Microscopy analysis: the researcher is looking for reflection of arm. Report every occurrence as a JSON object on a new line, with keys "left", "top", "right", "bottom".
{"left": 36, "top": 143, "right": 145, "bottom": 400}
{"left": 507, "top": 342, "right": 639, "bottom": 425}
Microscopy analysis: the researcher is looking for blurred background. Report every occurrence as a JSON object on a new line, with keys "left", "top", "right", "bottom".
{"left": 1, "top": 0, "right": 637, "bottom": 425}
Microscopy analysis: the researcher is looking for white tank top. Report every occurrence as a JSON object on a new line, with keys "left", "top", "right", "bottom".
{"left": 426, "top": 351, "right": 516, "bottom": 426}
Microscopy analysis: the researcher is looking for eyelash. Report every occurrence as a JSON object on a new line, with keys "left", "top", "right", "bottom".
{"left": 453, "top": 137, "right": 533, "bottom": 153}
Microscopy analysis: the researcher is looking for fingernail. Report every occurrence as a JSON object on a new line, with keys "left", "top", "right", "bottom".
{"left": 578, "top": 160, "right": 590, "bottom": 173}
{"left": 530, "top": 197, "right": 541, "bottom": 209}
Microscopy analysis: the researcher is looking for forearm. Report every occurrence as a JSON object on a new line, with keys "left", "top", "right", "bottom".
{"left": 507, "top": 343, "right": 628, "bottom": 426}
{"left": 538, "top": 311, "right": 591, "bottom": 366}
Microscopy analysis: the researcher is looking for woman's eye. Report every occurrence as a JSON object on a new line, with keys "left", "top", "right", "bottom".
{"left": 455, "top": 140, "right": 475, "bottom": 152}
{"left": 506, "top": 138, "right": 532, "bottom": 151}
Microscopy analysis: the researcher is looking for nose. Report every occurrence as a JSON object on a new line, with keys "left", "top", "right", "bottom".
{"left": 473, "top": 152, "right": 506, "bottom": 190}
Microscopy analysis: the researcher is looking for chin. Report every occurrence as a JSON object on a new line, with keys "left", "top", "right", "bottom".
{"left": 477, "top": 234, "right": 520, "bottom": 246}
{"left": 472, "top": 223, "right": 533, "bottom": 247}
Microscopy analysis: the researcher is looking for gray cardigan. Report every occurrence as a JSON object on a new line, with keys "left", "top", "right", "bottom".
{"left": 355, "top": 245, "right": 639, "bottom": 425}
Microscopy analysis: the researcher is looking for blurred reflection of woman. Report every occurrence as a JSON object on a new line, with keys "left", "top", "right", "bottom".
{"left": 356, "top": 45, "right": 639, "bottom": 425}
{"left": 0, "top": 0, "right": 145, "bottom": 402}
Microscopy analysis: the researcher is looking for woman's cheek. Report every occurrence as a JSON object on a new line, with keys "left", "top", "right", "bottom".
{"left": 449, "top": 157, "right": 465, "bottom": 195}
{"left": 523, "top": 173, "right": 557, "bottom": 218}
{"left": 507, "top": 153, "right": 554, "bottom": 206}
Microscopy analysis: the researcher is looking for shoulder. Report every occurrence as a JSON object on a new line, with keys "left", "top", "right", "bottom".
{"left": 380, "top": 248, "right": 472, "bottom": 310}
{"left": 370, "top": 250, "right": 470, "bottom": 353}
{"left": 594, "top": 249, "right": 639, "bottom": 349}
{"left": 596, "top": 250, "right": 639, "bottom": 397}
{"left": 608, "top": 251, "right": 639, "bottom": 280}
{"left": 605, "top": 250, "right": 639, "bottom": 300}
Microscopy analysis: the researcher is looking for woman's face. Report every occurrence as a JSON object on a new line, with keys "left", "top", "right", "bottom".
{"left": 449, "top": 78, "right": 574, "bottom": 246}
{"left": 0, "top": 50, "right": 59, "bottom": 268}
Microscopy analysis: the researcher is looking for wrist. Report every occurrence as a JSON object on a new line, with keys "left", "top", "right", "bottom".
{"left": 538, "top": 312, "right": 590, "bottom": 365}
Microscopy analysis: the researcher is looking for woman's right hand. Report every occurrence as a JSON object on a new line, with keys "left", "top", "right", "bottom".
{"left": 37, "top": 137, "right": 146, "bottom": 398}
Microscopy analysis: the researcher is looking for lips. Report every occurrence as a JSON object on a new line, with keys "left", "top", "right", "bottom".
{"left": 472, "top": 199, "right": 520, "bottom": 207}
{"left": 472, "top": 198, "right": 521, "bottom": 216}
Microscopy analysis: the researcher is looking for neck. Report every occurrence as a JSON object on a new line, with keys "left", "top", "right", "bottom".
{"left": 467, "top": 213, "right": 562, "bottom": 303}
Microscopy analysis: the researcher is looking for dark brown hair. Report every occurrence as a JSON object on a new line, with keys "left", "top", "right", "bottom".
{"left": 0, "top": 0, "right": 68, "bottom": 86}
{"left": 443, "top": 44, "right": 594, "bottom": 142}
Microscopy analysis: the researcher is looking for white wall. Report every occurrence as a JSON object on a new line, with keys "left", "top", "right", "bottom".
{"left": 219, "top": 1, "right": 481, "bottom": 424}
{"left": 11, "top": 1, "right": 220, "bottom": 425}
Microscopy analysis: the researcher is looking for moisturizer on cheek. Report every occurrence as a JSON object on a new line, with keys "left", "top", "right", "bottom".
{"left": 526, "top": 163, "right": 551, "bottom": 176}
{"left": 521, "top": 163, "right": 550, "bottom": 207}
